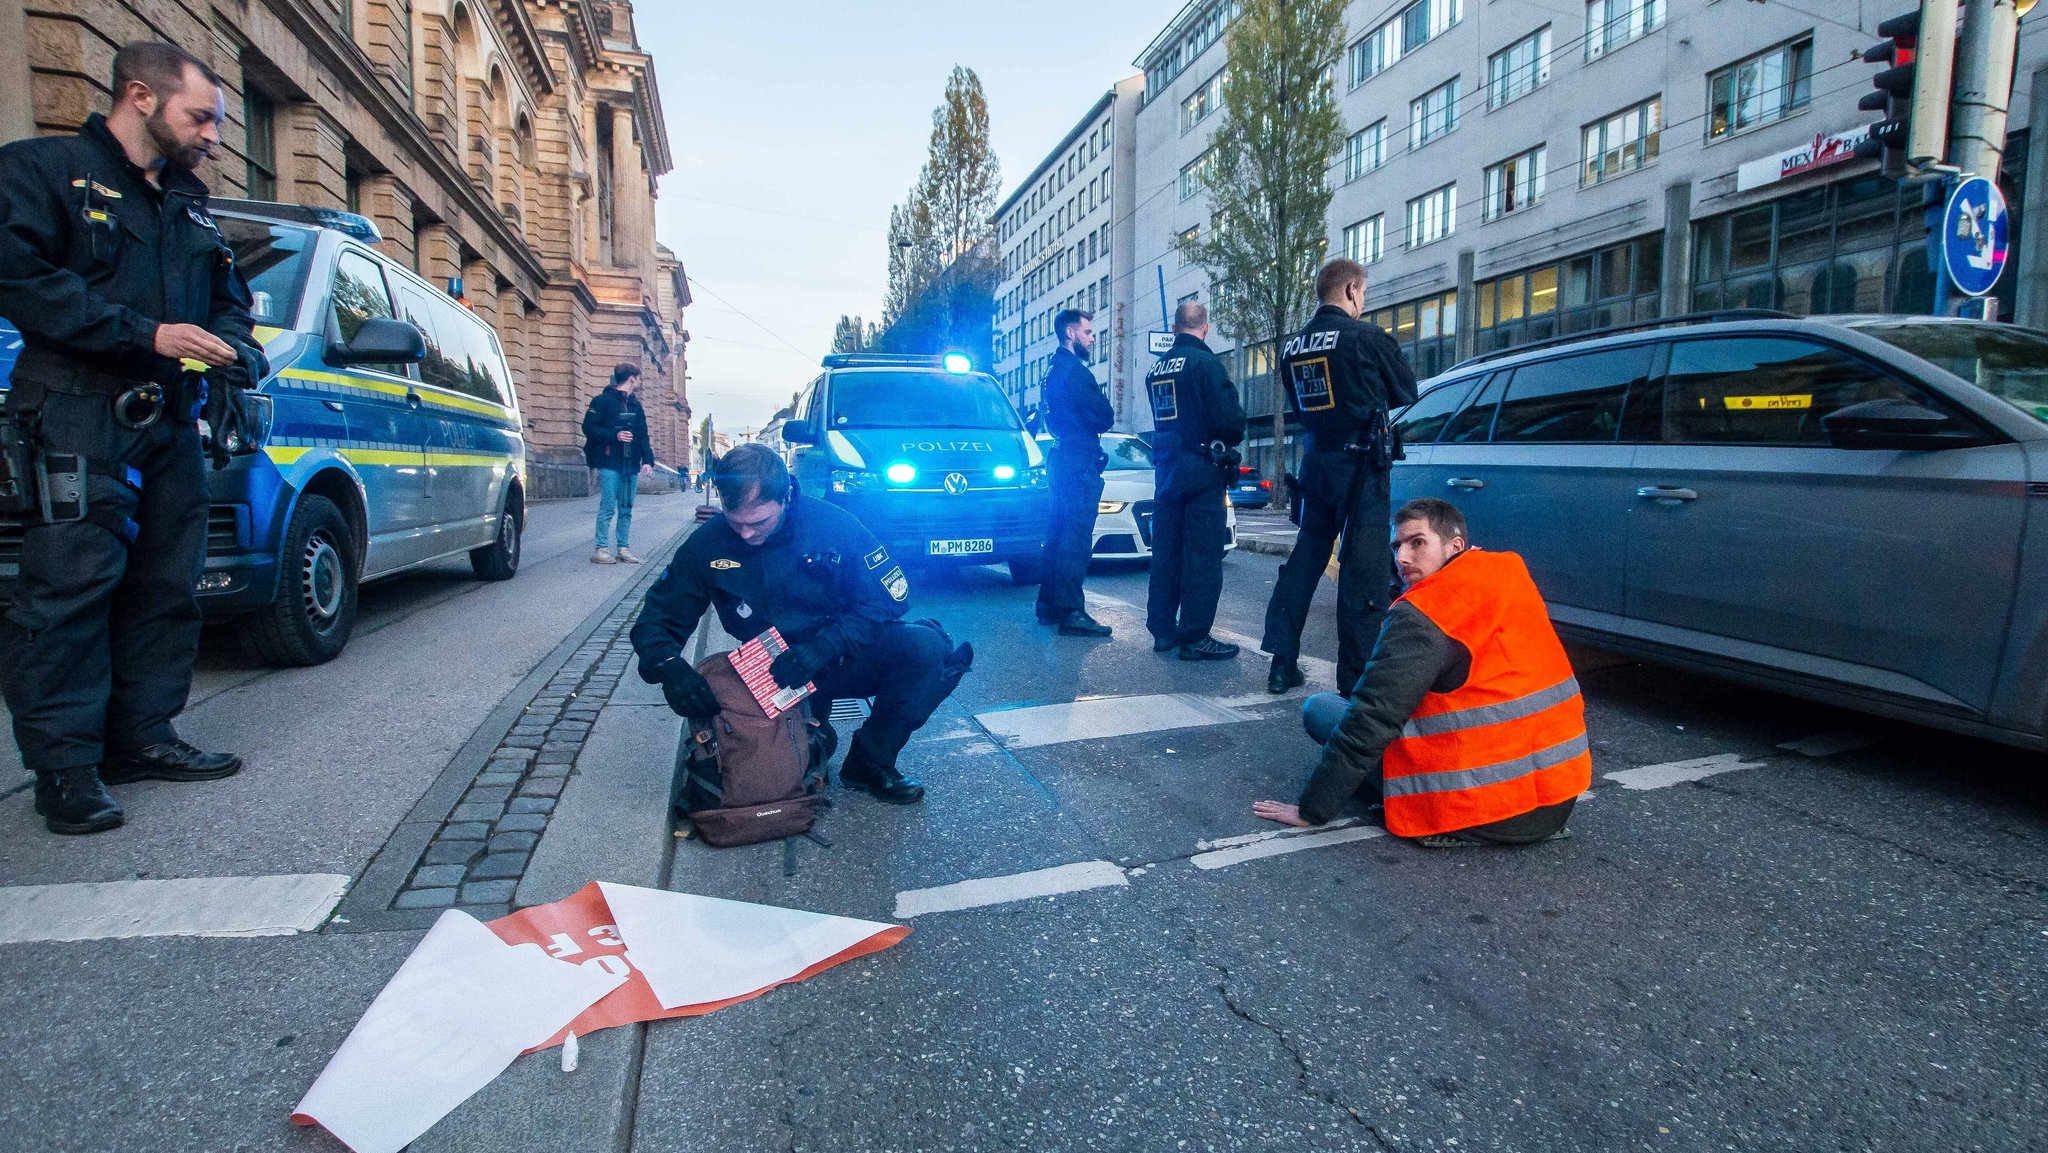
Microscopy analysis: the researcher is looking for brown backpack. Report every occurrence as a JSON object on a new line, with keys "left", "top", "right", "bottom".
{"left": 672, "top": 654, "right": 830, "bottom": 847}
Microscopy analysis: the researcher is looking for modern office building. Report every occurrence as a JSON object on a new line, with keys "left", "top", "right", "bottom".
{"left": 2, "top": 0, "right": 692, "bottom": 495}
{"left": 993, "top": 77, "right": 1145, "bottom": 430}
{"left": 1131, "top": 0, "right": 2048, "bottom": 476}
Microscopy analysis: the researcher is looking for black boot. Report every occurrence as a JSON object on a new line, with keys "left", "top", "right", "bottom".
{"left": 1179, "top": 636, "right": 1241, "bottom": 661}
{"left": 1267, "top": 658, "right": 1306, "bottom": 694}
{"left": 33, "top": 766, "right": 124, "bottom": 835}
{"left": 1057, "top": 611, "right": 1112, "bottom": 637}
{"left": 102, "top": 739, "right": 243, "bottom": 784}
{"left": 838, "top": 740, "right": 925, "bottom": 805}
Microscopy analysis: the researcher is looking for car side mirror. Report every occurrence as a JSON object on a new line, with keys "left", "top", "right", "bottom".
{"left": 1821, "top": 398, "right": 1981, "bottom": 451}
{"left": 326, "top": 317, "right": 426, "bottom": 367}
{"left": 783, "top": 419, "right": 819, "bottom": 445}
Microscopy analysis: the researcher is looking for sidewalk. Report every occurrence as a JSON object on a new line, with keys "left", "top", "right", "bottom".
{"left": 1232, "top": 505, "right": 1296, "bottom": 557}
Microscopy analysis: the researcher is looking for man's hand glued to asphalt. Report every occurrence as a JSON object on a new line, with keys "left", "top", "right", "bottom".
{"left": 658, "top": 659, "right": 721, "bottom": 719}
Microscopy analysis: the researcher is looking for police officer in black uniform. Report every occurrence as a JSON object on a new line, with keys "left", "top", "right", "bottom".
{"left": 1260, "top": 258, "right": 1418, "bottom": 696}
{"left": 631, "top": 445, "right": 973, "bottom": 805}
{"left": 1144, "top": 301, "right": 1245, "bottom": 660}
{"left": 0, "top": 42, "right": 265, "bottom": 835}
{"left": 1032, "top": 308, "right": 1114, "bottom": 637}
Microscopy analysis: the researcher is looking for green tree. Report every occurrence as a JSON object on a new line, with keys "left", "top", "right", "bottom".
{"left": 1189, "top": 0, "right": 1347, "bottom": 501}
{"left": 883, "top": 66, "right": 1001, "bottom": 332}
{"left": 831, "top": 314, "right": 870, "bottom": 353}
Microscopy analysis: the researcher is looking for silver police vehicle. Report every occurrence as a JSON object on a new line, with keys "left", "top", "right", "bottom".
{"left": 1390, "top": 311, "right": 2048, "bottom": 751}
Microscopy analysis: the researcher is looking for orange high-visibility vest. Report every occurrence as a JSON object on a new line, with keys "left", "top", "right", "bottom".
{"left": 1380, "top": 549, "right": 1590, "bottom": 838}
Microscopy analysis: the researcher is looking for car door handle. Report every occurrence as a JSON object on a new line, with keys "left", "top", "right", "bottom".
{"left": 406, "top": 390, "right": 423, "bottom": 409}
{"left": 1446, "top": 477, "right": 1486, "bottom": 490}
{"left": 1636, "top": 486, "right": 1699, "bottom": 503}
{"left": 322, "top": 399, "right": 345, "bottom": 412}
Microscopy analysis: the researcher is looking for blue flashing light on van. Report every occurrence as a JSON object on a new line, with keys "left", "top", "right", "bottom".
{"left": 784, "top": 353, "right": 1050, "bottom": 580}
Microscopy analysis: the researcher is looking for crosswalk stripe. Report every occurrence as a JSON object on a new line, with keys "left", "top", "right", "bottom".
{"left": 894, "top": 860, "right": 1129, "bottom": 918}
{"left": 0, "top": 874, "right": 349, "bottom": 945}
{"left": 1190, "top": 824, "right": 1388, "bottom": 870}
{"left": 976, "top": 693, "right": 1257, "bottom": 750}
{"left": 1605, "top": 754, "right": 1762, "bottom": 791}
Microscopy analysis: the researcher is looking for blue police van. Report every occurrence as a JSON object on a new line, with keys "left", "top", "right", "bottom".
{"left": 0, "top": 199, "right": 527, "bottom": 666}
{"left": 781, "top": 353, "right": 1050, "bottom": 581}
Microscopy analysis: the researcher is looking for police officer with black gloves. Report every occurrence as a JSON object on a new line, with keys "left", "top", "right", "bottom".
{"left": 1032, "top": 308, "right": 1115, "bottom": 637}
{"left": 0, "top": 42, "right": 266, "bottom": 835}
{"left": 631, "top": 445, "right": 973, "bottom": 805}
{"left": 1260, "top": 258, "right": 1418, "bottom": 697}
{"left": 1144, "top": 301, "right": 1245, "bottom": 661}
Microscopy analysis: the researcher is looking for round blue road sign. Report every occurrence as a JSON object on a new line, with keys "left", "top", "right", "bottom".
{"left": 1943, "top": 177, "right": 2010, "bottom": 298}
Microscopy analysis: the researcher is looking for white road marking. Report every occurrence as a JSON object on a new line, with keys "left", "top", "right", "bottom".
{"left": 1778, "top": 730, "right": 1881, "bottom": 757}
{"left": 1605, "top": 754, "right": 1763, "bottom": 791}
{"left": 0, "top": 873, "right": 350, "bottom": 945}
{"left": 975, "top": 693, "right": 1256, "bottom": 750}
{"left": 1084, "top": 590, "right": 1341, "bottom": 686}
{"left": 1195, "top": 817, "right": 1360, "bottom": 851}
{"left": 1191, "top": 824, "right": 1388, "bottom": 870}
{"left": 894, "top": 860, "right": 1130, "bottom": 919}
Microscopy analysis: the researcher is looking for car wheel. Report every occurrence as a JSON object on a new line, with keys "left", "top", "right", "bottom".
{"left": 470, "top": 496, "right": 522, "bottom": 581}
{"left": 247, "top": 494, "right": 359, "bottom": 667}
{"left": 1008, "top": 556, "right": 1045, "bottom": 585}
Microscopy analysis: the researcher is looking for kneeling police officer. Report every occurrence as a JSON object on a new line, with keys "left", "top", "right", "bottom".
{"left": 0, "top": 42, "right": 266, "bottom": 835}
{"left": 631, "top": 445, "right": 973, "bottom": 805}
{"left": 1144, "top": 300, "right": 1244, "bottom": 660}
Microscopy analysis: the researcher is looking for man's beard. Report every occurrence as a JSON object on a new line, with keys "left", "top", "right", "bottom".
{"left": 145, "top": 107, "right": 209, "bottom": 170}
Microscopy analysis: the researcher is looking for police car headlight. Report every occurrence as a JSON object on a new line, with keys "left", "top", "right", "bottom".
{"left": 830, "top": 469, "right": 882, "bottom": 493}
{"left": 993, "top": 464, "right": 1017, "bottom": 481}
{"left": 1098, "top": 500, "right": 1128, "bottom": 514}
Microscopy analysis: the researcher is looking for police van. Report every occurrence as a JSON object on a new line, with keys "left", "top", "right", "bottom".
{"left": 0, "top": 199, "right": 527, "bottom": 666}
{"left": 781, "top": 353, "right": 1050, "bottom": 581}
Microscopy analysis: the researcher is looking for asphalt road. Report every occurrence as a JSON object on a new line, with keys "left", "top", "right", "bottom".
{"left": 1, "top": 526, "right": 2043, "bottom": 1152}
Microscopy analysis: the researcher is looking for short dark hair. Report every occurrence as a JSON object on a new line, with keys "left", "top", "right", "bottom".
{"left": 1054, "top": 309, "right": 1092, "bottom": 343}
{"left": 611, "top": 363, "right": 642, "bottom": 387}
{"left": 1172, "top": 300, "right": 1208, "bottom": 332}
{"left": 111, "top": 41, "right": 219, "bottom": 98}
{"left": 712, "top": 443, "right": 790, "bottom": 510}
{"left": 1315, "top": 258, "right": 1367, "bottom": 303}
{"left": 1395, "top": 497, "right": 1466, "bottom": 544}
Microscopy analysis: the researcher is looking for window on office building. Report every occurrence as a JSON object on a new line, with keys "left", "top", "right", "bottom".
{"left": 1345, "top": 121, "right": 1385, "bottom": 181}
{"left": 1709, "top": 38, "right": 1813, "bottom": 140}
{"left": 1406, "top": 183, "right": 1457, "bottom": 248}
{"left": 1180, "top": 151, "right": 1215, "bottom": 201}
{"left": 1410, "top": 78, "right": 1461, "bottom": 149}
{"left": 1689, "top": 175, "right": 1961, "bottom": 317}
{"left": 1585, "top": 0, "right": 1663, "bottom": 60}
{"left": 1181, "top": 68, "right": 1227, "bottom": 134}
{"left": 1483, "top": 146, "right": 1546, "bottom": 221}
{"left": 1177, "top": 224, "right": 1201, "bottom": 267}
{"left": 1343, "top": 215, "right": 1384, "bottom": 265}
{"left": 1349, "top": 0, "right": 1462, "bottom": 88}
{"left": 1475, "top": 235, "right": 1662, "bottom": 354}
{"left": 243, "top": 86, "right": 277, "bottom": 199}
{"left": 1365, "top": 289, "right": 1459, "bottom": 378}
{"left": 1487, "top": 27, "right": 1550, "bottom": 109}
{"left": 1581, "top": 96, "right": 1661, "bottom": 185}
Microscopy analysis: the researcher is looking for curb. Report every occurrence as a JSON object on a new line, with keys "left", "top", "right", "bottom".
{"left": 1237, "top": 537, "right": 1294, "bottom": 558}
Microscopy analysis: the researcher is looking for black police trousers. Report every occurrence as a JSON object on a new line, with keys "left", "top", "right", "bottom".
{"left": 2, "top": 387, "right": 208, "bottom": 776}
{"left": 812, "top": 619, "right": 965, "bottom": 768}
{"left": 1035, "top": 455, "right": 1103, "bottom": 619}
{"left": 1261, "top": 447, "right": 1394, "bottom": 694}
{"left": 1146, "top": 469, "right": 1229, "bottom": 646}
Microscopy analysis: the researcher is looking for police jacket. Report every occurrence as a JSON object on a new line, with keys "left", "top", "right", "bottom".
{"left": 0, "top": 114, "right": 258, "bottom": 393}
{"left": 581, "top": 386, "right": 654, "bottom": 472}
{"left": 1145, "top": 332, "right": 1244, "bottom": 493}
{"left": 1042, "top": 347, "right": 1112, "bottom": 470}
{"left": 1279, "top": 304, "right": 1418, "bottom": 451}
{"left": 630, "top": 494, "right": 909, "bottom": 677}
{"left": 1298, "top": 549, "right": 1587, "bottom": 837}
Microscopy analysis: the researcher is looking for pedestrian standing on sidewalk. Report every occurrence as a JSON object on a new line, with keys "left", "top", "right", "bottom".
{"left": 0, "top": 41, "right": 267, "bottom": 835}
{"left": 1033, "top": 309, "right": 1115, "bottom": 637}
{"left": 1260, "top": 258, "right": 1419, "bottom": 696}
{"left": 1143, "top": 300, "right": 1244, "bottom": 661}
{"left": 583, "top": 363, "right": 654, "bottom": 564}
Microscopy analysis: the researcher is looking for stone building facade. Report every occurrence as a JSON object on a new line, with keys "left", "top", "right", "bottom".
{"left": 1, "top": 0, "right": 690, "bottom": 497}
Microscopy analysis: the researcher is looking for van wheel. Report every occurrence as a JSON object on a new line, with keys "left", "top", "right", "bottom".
{"left": 1008, "top": 556, "right": 1045, "bottom": 585}
{"left": 470, "top": 497, "right": 521, "bottom": 581}
{"left": 247, "top": 494, "right": 359, "bottom": 667}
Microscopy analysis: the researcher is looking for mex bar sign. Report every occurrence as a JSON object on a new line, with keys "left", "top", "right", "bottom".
{"left": 1735, "top": 126, "right": 1872, "bottom": 193}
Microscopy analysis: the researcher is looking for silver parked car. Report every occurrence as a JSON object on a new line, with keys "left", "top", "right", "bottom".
{"left": 1390, "top": 312, "right": 2048, "bottom": 751}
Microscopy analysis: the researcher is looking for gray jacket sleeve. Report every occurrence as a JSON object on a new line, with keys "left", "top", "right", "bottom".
{"left": 1296, "top": 602, "right": 1463, "bottom": 824}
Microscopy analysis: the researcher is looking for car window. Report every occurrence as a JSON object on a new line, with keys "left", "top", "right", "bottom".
{"left": 1101, "top": 436, "right": 1153, "bottom": 470}
{"left": 393, "top": 284, "right": 461, "bottom": 394}
{"left": 1851, "top": 320, "right": 2048, "bottom": 426}
{"left": 1663, "top": 337, "right": 1923, "bottom": 445}
{"left": 1492, "top": 346, "right": 1650, "bottom": 443}
{"left": 441, "top": 305, "right": 510, "bottom": 406}
{"left": 220, "top": 217, "right": 313, "bottom": 326}
{"left": 330, "top": 250, "right": 394, "bottom": 346}
{"left": 1440, "top": 372, "right": 1504, "bottom": 444}
{"left": 828, "top": 371, "right": 1021, "bottom": 429}
{"left": 1394, "top": 376, "right": 1478, "bottom": 445}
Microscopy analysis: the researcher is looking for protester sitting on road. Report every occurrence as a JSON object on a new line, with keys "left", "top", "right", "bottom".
{"left": 629, "top": 444, "right": 972, "bottom": 805}
{"left": 1252, "top": 498, "right": 1586, "bottom": 847}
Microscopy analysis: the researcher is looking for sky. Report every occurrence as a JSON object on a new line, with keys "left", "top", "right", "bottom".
{"left": 636, "top": 0, "right": 1185, "bottom": 435}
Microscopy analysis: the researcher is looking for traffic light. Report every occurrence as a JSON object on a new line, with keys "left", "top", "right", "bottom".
{"left": 1854, "top": 1, "right": 1959, "bottom": 179}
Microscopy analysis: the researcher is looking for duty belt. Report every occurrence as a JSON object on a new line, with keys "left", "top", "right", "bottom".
{"left": 11, "top": 347, "right": 166, "bottom": 399}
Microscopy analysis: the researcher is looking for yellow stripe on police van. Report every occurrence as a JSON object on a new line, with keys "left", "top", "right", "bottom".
{"left": 1718, "top": 394, "right": 1812, "bottom": 411}
{"left": 278, "top": 367, "right": 411, "bottom": 399}
{"left": 266, "top": 446, "right": 310, "bottom": 464}
{"left": 252, "top": 325, "right": 285, "bottom": 345}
